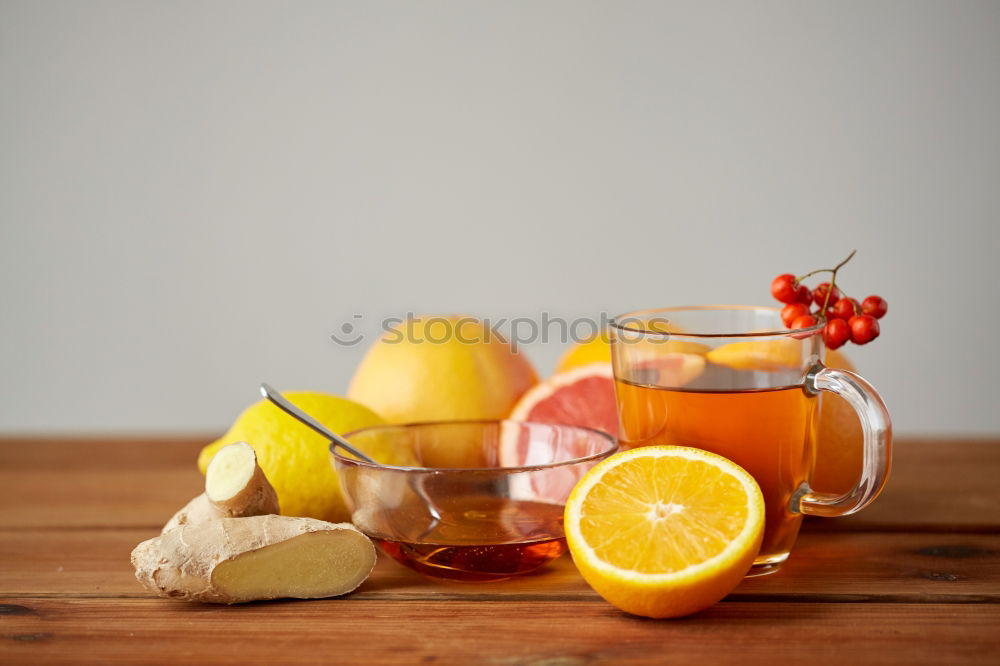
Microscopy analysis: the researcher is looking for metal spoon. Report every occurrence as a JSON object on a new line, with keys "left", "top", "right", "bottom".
{"left": 259, "top": 383, "right": 376, "bottom": 463}
{"left": 259, "top": 383, "right": 441, "bottom": 538}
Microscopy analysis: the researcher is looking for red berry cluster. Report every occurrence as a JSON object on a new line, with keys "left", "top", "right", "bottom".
{"left": 769, "top": 251, "right": 887, "bottom": 350}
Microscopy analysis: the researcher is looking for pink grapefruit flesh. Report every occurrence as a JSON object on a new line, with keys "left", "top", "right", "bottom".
{"left": 508, "top": 363, "right": 619, "bottom": 438}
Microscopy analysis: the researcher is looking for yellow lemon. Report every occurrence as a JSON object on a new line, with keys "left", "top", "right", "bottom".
{"left": 555, "top": 332, "right": 613, "bottom": 372}
{"left": 197, "top": 392, "right": 384, "bottom": 522}
{"left": 565, "top": 445, "right": 764, "bottom": 619}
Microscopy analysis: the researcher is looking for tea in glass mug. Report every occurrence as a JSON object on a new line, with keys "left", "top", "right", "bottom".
{"left": 610, "top": 306, "right": 891, "bottom": 576}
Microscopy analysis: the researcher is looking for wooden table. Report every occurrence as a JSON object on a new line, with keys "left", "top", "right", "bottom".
{"left": 1, "top": 437, "right": 998, "bottom": 664}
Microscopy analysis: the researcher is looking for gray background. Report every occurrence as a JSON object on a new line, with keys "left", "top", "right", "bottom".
{"left": 2, "top": 1, "right": 998, "bottom": 435}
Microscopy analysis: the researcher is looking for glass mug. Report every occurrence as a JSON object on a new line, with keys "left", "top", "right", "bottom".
{"left": 610, "top": 306, "right": 891, "bottom": 576}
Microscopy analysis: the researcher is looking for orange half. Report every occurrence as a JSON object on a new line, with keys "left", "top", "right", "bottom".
{"left": 564, "top": 446, "right": 764, "bottom": 618}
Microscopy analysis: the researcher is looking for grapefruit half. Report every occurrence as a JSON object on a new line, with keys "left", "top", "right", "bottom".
{"left": 502, "top": 363, "right": 618, "bottom": 504}
{"left": 508, "top": 363, "right": 619, "bottom": 438}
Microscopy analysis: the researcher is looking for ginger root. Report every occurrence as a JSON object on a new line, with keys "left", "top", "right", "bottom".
{"left": 136, "top": 440, "right": 376, "bottom": 604}
{"left": 132, "top": 515, "right": 376, "bottom": 604}
{"left": 162, "top": 441, "right": 279, "bottom": 533}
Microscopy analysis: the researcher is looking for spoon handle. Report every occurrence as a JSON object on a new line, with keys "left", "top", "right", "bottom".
{"left": 259, "top": 383, "right": 376, "bottom": 464}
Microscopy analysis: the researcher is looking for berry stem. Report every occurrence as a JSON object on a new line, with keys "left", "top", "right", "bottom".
{"left": 819, "top": 250, "right": 857, "bottom": 318}
{"left": 794, "top": 249, "right": 857, "bottom": 285}
{"left": 832, "top": 249, "right": 858, "bottom": 273}
{"left": 795, "top": 250, "right": 858, "bottom": 321}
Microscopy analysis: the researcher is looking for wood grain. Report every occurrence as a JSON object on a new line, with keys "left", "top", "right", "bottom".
{"left": 1, "top": 599, "right": 998, "bottom": 665}
{"left": 2, "top": 529, "right": 997, "bottom": 603}
{"left": 1, "top": 436, "right": 998, "bottom": 665}
{"left": 812, "top": 438, "right": 1000, "bottom": 532}
{"left": 0, "top": 437, "right": 206, "bottom": 529}
{"left": 2, "top": 437, "right": 998, "bottom": 530}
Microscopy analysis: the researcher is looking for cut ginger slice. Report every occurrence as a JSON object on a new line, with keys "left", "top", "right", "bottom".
{"left": 133, "top": 516, "right": 376, "bottom": 604}
{"left": 211, "top": 528, "right": 374, "bottom": 601}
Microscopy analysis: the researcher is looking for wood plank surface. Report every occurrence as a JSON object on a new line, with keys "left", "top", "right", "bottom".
{"left": 3, "top": 437, "right": 998, "bottom": 531}
{"left": 817, "top": 438, "right": 1000, "bottom": 532}
{"left": 2, "top": 529, "right": 997, "bottom": 603}
{"left": 1, "top": 437, "right": 998, "bottom": 664}
{"left": 0, "top": 437, "right": 205, "bottom": 529}
{"left": 1, "top": 599, "right": 998, "bottom": 666}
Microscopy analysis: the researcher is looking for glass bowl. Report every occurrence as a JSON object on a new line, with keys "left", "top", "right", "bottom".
{"left": 331, "top": 420, "right": 617, "bottom": 582}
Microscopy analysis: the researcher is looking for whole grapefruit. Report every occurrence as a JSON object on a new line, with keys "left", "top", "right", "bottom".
{"left": 347, "top": 315, "right": 538, "bottom": 426}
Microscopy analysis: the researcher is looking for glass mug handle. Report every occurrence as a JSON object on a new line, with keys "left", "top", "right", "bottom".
{"left": 796, "top": 366, "right": 893, "bottom": 518}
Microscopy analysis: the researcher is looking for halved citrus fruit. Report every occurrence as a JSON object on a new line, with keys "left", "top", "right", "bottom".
{"left": 501, "top": 364, "right": 618, "bottom": 503}
{"left": 509, "top": 356, "right": 706, "bottom": 440}
{"left": 564, "top": 445, "right": 764, "bottom": 618}
{"left": 555, "top": 333, "right": 710, "bottom": 373}
{"left": 628, "top": 353, "right": 706, "bottom": 387}
{"left": 508, "top": 363, "right": 619, "bottom": 437}
{"left": 705, "top": 338, "right": 802, "bottom": 371}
